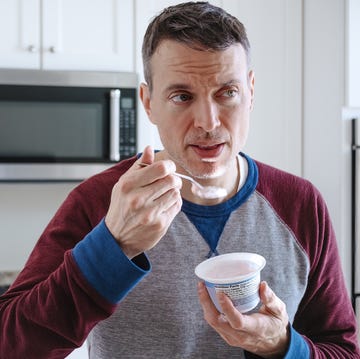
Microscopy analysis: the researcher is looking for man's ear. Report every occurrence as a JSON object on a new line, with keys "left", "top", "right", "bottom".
{"left": 139, "top": 82, "right": 155, "bottom": 123}
{"left": 248, "top": 70, "right": 255, "bottom": 111}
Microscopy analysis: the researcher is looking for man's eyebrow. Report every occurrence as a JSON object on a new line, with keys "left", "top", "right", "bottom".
{"left": 163, "top": 79, "right": 242, "bottom": 93}
{"left": 164, "top": 83, "right": 192, "bottom": 92}
{"left": 221, "top": 79, "right": 242, "bottom": 86}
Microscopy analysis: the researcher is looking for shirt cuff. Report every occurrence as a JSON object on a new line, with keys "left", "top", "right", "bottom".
{"left": 284, "top": 325, "right": 310, "bottom": 358}
{"left": 245, "top": 325, "right": 310, "bottom": 359}
{"left": 72, "top": 218, "right": 151, "bottom": 304}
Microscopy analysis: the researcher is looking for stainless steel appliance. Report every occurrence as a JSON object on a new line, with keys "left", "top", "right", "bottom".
{"left": 0, "top": 69, "right": 137, "bottom": 181}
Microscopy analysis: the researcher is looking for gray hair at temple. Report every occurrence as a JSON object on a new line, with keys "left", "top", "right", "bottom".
{"left": 141, "top": 1, "right": 251, "bottom": 92}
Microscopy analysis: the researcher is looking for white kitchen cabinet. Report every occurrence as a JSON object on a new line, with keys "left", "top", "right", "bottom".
{"left": 222, "top": 0, "right": 302, "bottom": 176}
{"left": 347, "top": 0, "right": 360, "bottom": 107}
{"left": 0, "top": 0, "right": 41, "bottom": 69}
{"left": 0, "top": 0, "right": 134, "bottom": 72}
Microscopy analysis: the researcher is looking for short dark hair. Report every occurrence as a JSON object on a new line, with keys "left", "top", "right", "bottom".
{"left": 142, "top": 1, "right": 251, "bottom": 91}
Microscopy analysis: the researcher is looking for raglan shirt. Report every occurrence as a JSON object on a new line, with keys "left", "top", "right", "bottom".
{"left": 0, "top": 154, "right": 358, "bottom": 358}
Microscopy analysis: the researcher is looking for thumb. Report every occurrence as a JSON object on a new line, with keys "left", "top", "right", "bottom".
{"left": 259, "top": 281, "right": 287, "bottom": 319}
{"left": 138, "top": 145, "right": 154, "bottom": 165}
{"left": 259, "top": 281, "right": 273, "bottom": 304}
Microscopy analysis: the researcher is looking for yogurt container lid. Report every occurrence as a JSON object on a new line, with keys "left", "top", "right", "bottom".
{"left": 194, "top": 252, "right": 266, "bottom": 284}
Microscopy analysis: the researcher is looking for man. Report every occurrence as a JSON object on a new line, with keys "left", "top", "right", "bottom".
{"left": 0, "top": 2, "right": 359, "bottom": 358}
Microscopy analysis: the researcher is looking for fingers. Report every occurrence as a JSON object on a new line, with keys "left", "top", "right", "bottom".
{"left": 104, "top": 146, "right": 183, "bottom": 259}
{"left": 197, "top": 282, "right": 228, "bottom": 330}
{"left": 143, "top": 167, "right": 181, "bottom": 202}
{"left": 197, "top": 282, "right": 219, "bottom": 318}
{"left": 118, "top": 148, "right": 180, "bottom": 203}
{"left": 197, "top": 283, "right": 248, "bottom": 347}
{"left": 216, "top": 292, "right": 245, "bottom": 330}
{"left": 197, "top": 280, "right": 290, "bottom": 356}
{"left": 132, "top": 153, "right": 179, "bottom": 194}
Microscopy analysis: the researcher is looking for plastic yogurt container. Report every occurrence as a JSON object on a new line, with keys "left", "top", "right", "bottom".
{"left": 195, "top": 252, "right": 266, "bottom": 313}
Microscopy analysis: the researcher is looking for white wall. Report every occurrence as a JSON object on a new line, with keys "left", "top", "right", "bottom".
{"left": 303, "top": 0, "right": 350, "bottom": 286}
{"left": 0, "top": 183, "right": 76, "bottom": 270}
{"left": 347, "top": 0, "right": 360, "bottom": 107}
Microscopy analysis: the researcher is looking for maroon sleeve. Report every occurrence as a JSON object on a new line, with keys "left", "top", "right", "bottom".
{"left": 256, "top": 161, "right": 360, "bottom": 358}
{"left": 0, "top": 158, "right": 135, "bottom": 358}
{"left": 292, "top": 187, "right": 359, "bottom": 358}
{"left": 0, "top": 252, "right": 115, "bottom": 358}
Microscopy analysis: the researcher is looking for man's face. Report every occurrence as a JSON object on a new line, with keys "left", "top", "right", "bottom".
{"left": 140, "top": 40, "right": 254, "bottom": 181}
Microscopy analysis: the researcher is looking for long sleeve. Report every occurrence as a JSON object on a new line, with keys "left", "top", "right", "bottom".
{"left": 256, "top": 161, "right": 360, "bottom": 358}
{"left": 292, "top": 187, "right": 359, "bottom": 358}
{"left": 0, "top": 159, "right": 150, "bottom": 358}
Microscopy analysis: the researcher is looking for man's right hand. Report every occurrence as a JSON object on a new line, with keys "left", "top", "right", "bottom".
{"left": 105, "top": 146, "right": 183, "bottom": 259}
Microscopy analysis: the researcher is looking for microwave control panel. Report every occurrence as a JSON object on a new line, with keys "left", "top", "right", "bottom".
{"left": 119, "top": 89, "right": 137, "bottom": 159}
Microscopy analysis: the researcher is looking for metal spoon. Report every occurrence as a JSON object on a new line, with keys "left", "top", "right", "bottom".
{"left": 138, "top": 162, "right": 227, "bottom": 199}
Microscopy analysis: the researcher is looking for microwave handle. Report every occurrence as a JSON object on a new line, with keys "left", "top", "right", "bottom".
{"left": 109, "top": 89, "right": 121, "bottom": 161}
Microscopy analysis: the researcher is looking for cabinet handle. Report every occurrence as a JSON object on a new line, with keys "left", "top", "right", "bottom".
{"left": 27, "top": 45, "right": 37, "bottom": 53}
{"left": 49, "top": 46, "right": 57, "bottom": 53}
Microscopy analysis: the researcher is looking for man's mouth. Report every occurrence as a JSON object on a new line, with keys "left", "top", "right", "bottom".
{"left": 190, "top": 143, "right": 225, "bottom": 159}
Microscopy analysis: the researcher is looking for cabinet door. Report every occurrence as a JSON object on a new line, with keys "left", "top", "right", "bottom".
{"left": 42, "top": 0, "right": 134, "bottom": 72}
{"left": 0, "top": 0, "right": 41, "bottom": 69}
{"left": 223, "top": 0, "right": 302, "bottom": 175}
{"left": 348, "top": 0, "right": 360, "bottom": 107}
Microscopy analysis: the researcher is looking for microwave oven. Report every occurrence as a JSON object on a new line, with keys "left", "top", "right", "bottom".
{"left": 0, "top": 69, "right": 137, "bottom": 181}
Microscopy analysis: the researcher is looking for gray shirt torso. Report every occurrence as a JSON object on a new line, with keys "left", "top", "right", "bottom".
{"left": 88, "top": 192, "right": 309, "bottom": 359}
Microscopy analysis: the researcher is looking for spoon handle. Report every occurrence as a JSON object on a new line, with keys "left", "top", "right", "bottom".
{"left": 137, "top": 162, "right": 204, "bottom": 189}
{"left": 172, "top": 172, "right": 204, "bottom": 189}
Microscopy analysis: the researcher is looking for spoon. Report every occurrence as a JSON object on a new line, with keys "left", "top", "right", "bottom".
{"left": 138, "top": 162, "right": 227, "bottom": 199}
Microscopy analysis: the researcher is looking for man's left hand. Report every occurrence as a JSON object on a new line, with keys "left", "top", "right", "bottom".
{"left": 197, "top": 281, "right": 290, "bottom": 358}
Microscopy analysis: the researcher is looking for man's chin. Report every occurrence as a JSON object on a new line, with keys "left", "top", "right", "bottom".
{"left": 190, "top": 164, "right": 227, "bottom": 180}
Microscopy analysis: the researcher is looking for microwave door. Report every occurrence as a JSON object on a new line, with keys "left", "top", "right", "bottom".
{"left": 109, "top": 89, "right": 121, "bottom": 162}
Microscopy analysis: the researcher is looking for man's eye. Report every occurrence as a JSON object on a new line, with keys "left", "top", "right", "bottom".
{"left": 222, "top": 89, "right": 238, "bottom": 98}
{"left": 171, "top": 93, "right": 192, "bottom": 103}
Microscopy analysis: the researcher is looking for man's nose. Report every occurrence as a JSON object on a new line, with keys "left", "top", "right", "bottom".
{"left": 193, "top": 99, "right": 221, "bottom": 132}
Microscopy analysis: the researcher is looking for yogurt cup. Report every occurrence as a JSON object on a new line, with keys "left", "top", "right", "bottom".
{"left": 195, "top": 252, "right": 266, "bottom": 313}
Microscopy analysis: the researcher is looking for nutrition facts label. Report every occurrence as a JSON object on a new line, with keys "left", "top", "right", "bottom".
{"left": 212, "top": 275, "right": 260, "bottom": 307}
{"left": 215, "top": 278, "right": 258, "bottom": 299}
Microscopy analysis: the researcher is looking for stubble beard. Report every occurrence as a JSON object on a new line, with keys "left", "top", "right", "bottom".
{"left": 162, "top": 130, "right": 232, "bottom": 180}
